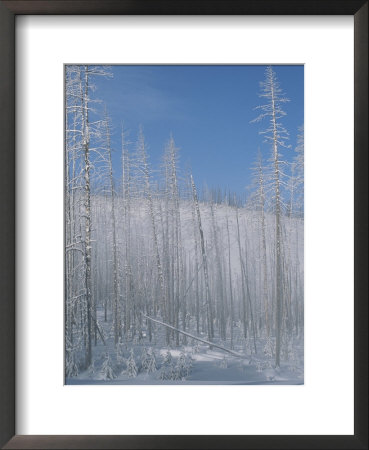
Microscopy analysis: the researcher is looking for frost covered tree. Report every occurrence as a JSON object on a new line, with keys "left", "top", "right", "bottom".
{"left": 146, "top": 348, "right": 157, "bottom": 374}
{"left": 103, "top": 109, "right": 121, "bottom": 345}
{"left": 254, "top": 150, "right": 270, "bottom": 336}
{"left": 140, "top": 347, "right": 150, "bottom": 371}
{"left": 175, "top": 352, "right": 191, "bottom": 380}
{"left": 252, "top": 66, "right": 290, "bottom": 367}
{"left": 126, "top": 349, "right": 138, "bottom": 378}
{"left": 135, "top": 128, "right": 166, "bottom": 322}
{"left": 190, "top": 174, "right": 214, "bottom": 340}
{"left": 163, "top": 350, "right": 172, "bottom": 365}
{"left": 121, "top": 124, "right": 134, "bottom": 337}
{"left": 101, "top": 353, "right": 115, "bottom": 380}
{"left": 65, "top": 65, "right": 112, "bottom": 369}
{"left": 163, "top": 136, "right": 184, "bottom": 345}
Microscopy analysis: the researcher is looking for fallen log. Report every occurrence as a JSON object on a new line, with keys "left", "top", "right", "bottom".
{"left": 143, "top": 314, "right": 245, "bottom": 358}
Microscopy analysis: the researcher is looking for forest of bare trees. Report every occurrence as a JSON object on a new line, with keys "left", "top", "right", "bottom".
{"left": 65, "top": 65, "right": 304, "bottom": 384}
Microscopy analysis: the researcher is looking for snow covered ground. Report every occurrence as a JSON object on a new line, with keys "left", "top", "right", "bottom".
{"left": 66, "top": 308, "right": 303, "bottom": 385}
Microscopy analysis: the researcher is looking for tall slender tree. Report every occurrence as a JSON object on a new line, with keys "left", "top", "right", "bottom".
{"left": 190, "top": 174, "right": 214, "bottom": 340}
{"left": 252, "top": 66, "right": 290, "bottom": 367}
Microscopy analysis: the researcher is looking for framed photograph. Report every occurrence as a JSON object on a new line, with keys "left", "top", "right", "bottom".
{"left": 0, "top": 1, "right": 367, "bottom": 448}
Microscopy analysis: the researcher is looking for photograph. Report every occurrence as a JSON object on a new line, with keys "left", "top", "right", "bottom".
{"left": 64, "top": 64, "right": 304, "bottom": 385}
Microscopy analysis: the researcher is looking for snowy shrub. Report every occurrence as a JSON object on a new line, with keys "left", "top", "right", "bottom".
{"left": 160, "top": 352, "right": 192, "bottom": 381}
{"left": 163, "top": 350, "right": 172, "bottom": 365}
{"left": 162, "top": 362, "right": 177, "bottom": 380}
{"left": 146, "top": 348, "right": 157, "bottom": 374}
{"left": 170, "top": 362, "right": 180, "bottom": 380}
{"left": 159, "top": 368, "right": 167, "bottom": 380}
{"left": 140, "top": 347, "right": 150, "bottom": 371}
{"left": 126, "top": 349, "right": 138, "bottom": 378}
{"left": 186, "top": 353, "right": 194, "bottom": 369}
{"left": 159, "top": 351, "right": 173, "bottom": 380}
{"left": 101, "top": 353, "right": 116, "bottom": 380}
{"left": 191, "top": 343, "right": 200, "bottom": 355}
{"left": 160, "top": 361, "right": 182, "bottom": 381}
{"left": 175, "top": 352, "right": 191, "bottom": 380}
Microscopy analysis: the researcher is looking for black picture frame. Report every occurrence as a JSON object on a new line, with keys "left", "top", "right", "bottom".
{"left": 0, "top": 1, "right": 367, "bottom": 449}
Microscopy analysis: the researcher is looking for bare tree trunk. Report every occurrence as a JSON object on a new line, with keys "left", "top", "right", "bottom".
{"left": 138, "top": 130, "right": 166, "bottom": 321}
{"left": 82, "top": 66, "right": 92, "bottom": 369}
{"left": 104, "top": 112, "right": 120, "bottom": 345}
{"left": 190, "top": 174, "right": 213, "bottom": 340}
{"left": 257, "top": 151, "right": 270, "bottom": 336}
{"left": 225, "top": 215, "right": 234, "bottom": 349}
{"left": 167, "top": 137, "right": 182, "bottom": 345}
{"left": 121, "top": 126, "right": 133, "bottom": 336}
{"left": 244, "top": 234, "right": 257, "bottom": 354}
{"left": 191, "top": 201, "right": 201, "bottom": 335}
{"left": 271, "top": 84, "right": 283, "bottom": 368}
{"left": 235, "top": 207, "right": 248, "bottom": 339}
{"left": 210, "top": 202, "right": 226, "bottom": 341}
{"left": 252, "top": 66, "right": 291, "bottom": 366}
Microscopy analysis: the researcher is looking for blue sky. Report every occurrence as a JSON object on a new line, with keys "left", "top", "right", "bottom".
{"left": 91, "top": 65, "right": 304, "bottom": 195}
